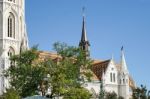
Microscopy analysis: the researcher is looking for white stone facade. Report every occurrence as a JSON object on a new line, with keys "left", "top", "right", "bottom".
{"left": 85, "top": 52, "right": 132, "bottom": 99}
{"left": 0, "top": 0, "right": 28, "bottom": 94}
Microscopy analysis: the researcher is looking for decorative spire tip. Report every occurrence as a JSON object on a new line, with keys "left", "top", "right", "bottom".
{"left": 82, "top": 6, "right": 86, "bottom": 17}
{"left": 121, "top": 46, "right": 124, "bottom": 51}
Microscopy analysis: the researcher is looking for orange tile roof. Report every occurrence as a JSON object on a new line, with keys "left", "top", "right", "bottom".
{"left": 92, "top": 60, "right": 110, "bottom": 80}
{"left": 37, "top": 51, "right": 135, "bottom": 87}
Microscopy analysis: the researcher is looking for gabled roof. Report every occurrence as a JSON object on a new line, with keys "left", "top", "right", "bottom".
{"left": 92, "top": 60, "right": 111, "bottom": 80}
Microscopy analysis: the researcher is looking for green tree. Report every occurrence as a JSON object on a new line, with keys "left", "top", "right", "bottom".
{"left": 0, "top": 88, "right": 21, "bottom": 99}
{"left": 4, "top": 42, "right": 92, "bottom": 98}
{"left": 132, "top": 85, "right": 150, "bottom": 99}
{"left": 45, "top": 42, "right": 93, "bottom": 98}
{"left": 105, "top": 92, "right": 118, "bottom": 99}
{"left": 63, "top": 87, "right": 91, "bottom": 99}
{"left": 4, "top": 46, "right": 47, "bottom": 98}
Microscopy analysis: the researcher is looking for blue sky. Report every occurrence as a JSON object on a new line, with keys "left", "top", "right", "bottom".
{"left": 26, "top": 0, "right": 150, "bottom": 89}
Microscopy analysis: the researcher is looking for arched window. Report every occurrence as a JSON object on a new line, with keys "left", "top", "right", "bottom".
{"left": 110, "top": 73, "right": 112, "bottom": 82}
{"left": 123, "top": 79, "right": 125, "bottom": 84}
{"left": 8, "top": 47, "right": 15, "bottom": 67}
{"left": 8, "top": 0, "right": 15, "bottom": 3}
{"left": 8, "top": 12, "right": 15, "bottom": 38}
{"left": 8, "top": 47, "right": 15, "bottom": 57}
{"left": 113, "top": 73, "right": 115, "bottom": 82}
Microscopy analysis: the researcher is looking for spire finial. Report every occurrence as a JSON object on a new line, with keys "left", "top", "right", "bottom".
{"left": 121, "top": 46, "right": 124, "bottom": 51}
{"left": 82, "top": 6, "right": 85, "bottom": 17}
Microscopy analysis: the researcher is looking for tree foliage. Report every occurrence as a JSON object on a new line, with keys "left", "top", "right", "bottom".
{"left": 132, "top": 85, "right": 150, "bottom": 99}
{"left": 4, "top": 42, "right": 92, "bottom": 98}
{"left": 4, "top": 46, "right": 46, "bottom": 97}
{"left": 46, "top": 42, "right": 92, "bottom": 98}
{"left": 63, "top": 87, "right": 91, "bottom": 99}
{"left": 0, "top": 88, "right": 20, "bottom": 99}
{"left": 105, "top": 92, "right": 118, "bottom": 99}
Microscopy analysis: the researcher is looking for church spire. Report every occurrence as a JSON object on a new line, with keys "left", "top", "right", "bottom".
{"left": 81, "top": 15, "right": 88, "bottom": 42}
{"left": 79, "top": 7, "right": 90, "bottom": 58}
{"left": 120, "top": 46, "right": 128, "bottom": 73}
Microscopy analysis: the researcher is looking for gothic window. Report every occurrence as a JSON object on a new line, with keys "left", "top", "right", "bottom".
{"left": 110, "top": 73, "right": 112, "bottom": 82}
{"left": 8, "top": 47, "right": 15, "bottom": 67}
{"left": 113, "top": 73, "right": 116, "bottom": 82}
{"left": 8, "top": 12, "right": 15, "bottom": 38}
{"left": 8, "top": 47, "right": 15, "bottom": 57}
{"left": 123, "top": 79, "right": 125, "bottom": 84}
{"left": 8, "top": 0, "right": 15, "bottom": 3}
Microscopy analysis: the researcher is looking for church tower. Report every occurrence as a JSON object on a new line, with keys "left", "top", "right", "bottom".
{"left": 79, "top": 14, "right": 90, "bottom": 59}
{"left": 118, "top": 47, "right": 130, "bottom": 99}
{"left": 0, "top": 0, "right": 28, "bottom": 94}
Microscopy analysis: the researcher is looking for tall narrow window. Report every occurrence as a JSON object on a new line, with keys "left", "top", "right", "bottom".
{"left": 110, "top": 73, "right": 112, "bottom": 82}
{"left": 123, "top": 79, "right": 125, "bottom": 84}
{"left": 8, "top": 12, "right": 15, "bottom": 38}
{"left": 113, "top": 73, "right": 115, "bottom": 82}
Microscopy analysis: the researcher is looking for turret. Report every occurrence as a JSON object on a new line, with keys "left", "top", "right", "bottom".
{"left": 118, "top": 47, "right": 130, "bottom": 99}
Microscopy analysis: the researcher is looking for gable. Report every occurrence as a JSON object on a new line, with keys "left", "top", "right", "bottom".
{"left": 92, "top": 60, "right": 110, "bottom": 80}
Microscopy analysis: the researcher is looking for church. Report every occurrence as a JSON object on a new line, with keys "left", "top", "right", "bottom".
{"left": 0, "top": 0, "right": 135, "bottom": 99}
{"left": 0, "top": 0, "right": 28, "bottom": 95}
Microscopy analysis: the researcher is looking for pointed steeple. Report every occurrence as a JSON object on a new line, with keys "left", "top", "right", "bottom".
{"left": 79, "top": 7, "right": 90, "bottom": 58}
{"left": 120, "top": 46, "right": 128, "bottom": 73}
{"left": 81, "top": 16, "right": 88, "bottom": 42}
